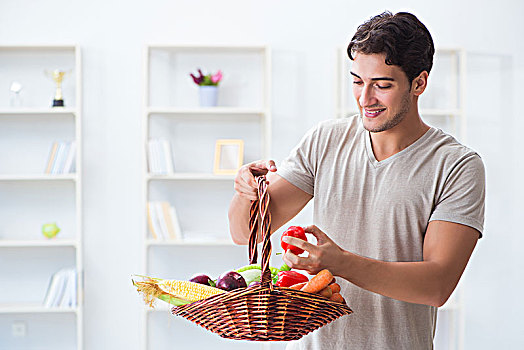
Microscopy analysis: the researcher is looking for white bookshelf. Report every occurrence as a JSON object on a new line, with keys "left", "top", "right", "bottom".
{"left": 141, "top": 45, "right": 272, "bottom": 350}
{"left": 336, "top": 47, "right": 467, "bottom": 350}
{"left": 0, "top": 45, "right": 83, "bottom": 350}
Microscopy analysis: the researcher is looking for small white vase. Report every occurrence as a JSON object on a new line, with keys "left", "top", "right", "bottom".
{"left": 199, "top": 86, "right": 218, "bottom": 107}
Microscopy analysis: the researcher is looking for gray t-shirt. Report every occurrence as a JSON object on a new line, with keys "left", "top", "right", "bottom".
{"left": 278, "top": 115, "right": 485, "bottom": 350}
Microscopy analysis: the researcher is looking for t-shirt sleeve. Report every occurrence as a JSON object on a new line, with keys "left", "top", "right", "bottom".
{"left": 429, "top": 153, "right": 486, "bottom": 238}
{"left": 277, "top": 125, "right": 319, "bottom": 196}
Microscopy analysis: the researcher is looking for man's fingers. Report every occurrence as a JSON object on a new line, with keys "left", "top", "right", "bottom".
{"left": 235, "top": 177, "right": 257, "bottom": 193}
{"left": 234, "top": 183, "right": 257, "bottom": 199}
{"left": 233, "top": 159, "right": 277, "bottom": 200}
{"left": 282, "top": 250, "right": 307, "bottom": 269}
{"left": 239, "top": 168, "right": 258, "bottom": 188}
{"left": 266, "top": 160, "right": 277, "bottom": 172}
{"left": 282, "top": 235, "right": 317, "bottom": 253}
{"left": 249, "top": 160, "right": 277, "bottom": 175}
{"left": 304, "top": 225, "right": 330, "bottom": 244}
{"left": 239, "top": 192, "right": 258, "bottom": 201}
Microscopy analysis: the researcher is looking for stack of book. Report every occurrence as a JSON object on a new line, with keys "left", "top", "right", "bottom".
{"left": 45, "top": 141, "right": 76, "bottom": 174}
{"left": 42, "top": 267, "right": 77, "bottom": 308}
{"left": 148, "top": 139, "right": 174, "bottom": 175}
{"left": 147, "top": 201, "right": 182, "bottom": 240}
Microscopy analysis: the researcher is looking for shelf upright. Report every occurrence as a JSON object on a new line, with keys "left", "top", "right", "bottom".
{"left": 0, "top": 44, "right": 83, "bottom": 350}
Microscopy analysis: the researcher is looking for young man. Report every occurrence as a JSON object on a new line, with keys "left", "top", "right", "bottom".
{"left": 228, "top": 11, "right": 485, "bottom": 350}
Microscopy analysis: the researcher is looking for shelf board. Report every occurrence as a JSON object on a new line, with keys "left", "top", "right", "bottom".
{"left": 0, "top": 174, "right": 77, "bottom": 181}
{"left": 0, "top": 239, "right": 78, "bottom": 248}
{"left": 146, "top": 238, "right": 235, "bottom": 246}
{"left": 0, "top": 45, "right": 77, "bottom": 51}
{"left": 0, "top": 108, "right": 77, "bottom": 116}
{"left": 0, "top": 303, "right": 78, "bottom": 314}
{"left": 146, "top": 173, "right": 234, "bottom": 181}
{"left": 147, "top": 107, "right": 265, "bottom": 116}
{"left": 148, "top": 44, "right": 267, "bottom": 53}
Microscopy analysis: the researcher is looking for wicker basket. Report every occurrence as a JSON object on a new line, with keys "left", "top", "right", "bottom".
{"left": 172, "top": 176, "right": 352, "bottom": 341}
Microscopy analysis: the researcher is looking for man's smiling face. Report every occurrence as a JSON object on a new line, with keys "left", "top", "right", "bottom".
{"left": 351, "top": 53, "right": 415, "bottom": 133}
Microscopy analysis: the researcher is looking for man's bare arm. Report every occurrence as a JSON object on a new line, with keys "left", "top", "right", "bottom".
{"left": 283, "top": 220, "right": 478, "bottom": 307}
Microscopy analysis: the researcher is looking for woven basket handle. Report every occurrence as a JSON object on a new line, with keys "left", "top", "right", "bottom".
{"left": 248, "top": 176, "right": 273, "bottom": 287}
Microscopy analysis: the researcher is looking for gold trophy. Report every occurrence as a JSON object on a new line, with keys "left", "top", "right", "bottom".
{"left": 45, "top": 69, "right": 69, "bottom": 107}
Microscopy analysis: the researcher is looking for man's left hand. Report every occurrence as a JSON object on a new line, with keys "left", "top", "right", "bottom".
{"left": 282, "top": 225, "right": 346, "bottom": 275}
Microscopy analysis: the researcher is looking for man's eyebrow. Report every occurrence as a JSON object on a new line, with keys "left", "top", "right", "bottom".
{"left": 350, "top": 71, "right": 395, "bottom": 81}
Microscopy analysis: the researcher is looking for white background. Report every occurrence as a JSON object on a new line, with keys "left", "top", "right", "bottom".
{"left": 0, "top": 0, "right": 523, "bottom": 349}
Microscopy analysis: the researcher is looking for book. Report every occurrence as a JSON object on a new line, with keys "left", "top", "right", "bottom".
{"left": 71, "top": 269, "right": 77, "bottom": 307}
{"left": 148, "top": 139, "right": 162, "bottom": 174}
{"left": 43, "top": 267, "right": 77, "bottom": 308}
{"left": 169, "top": 205, "right": 183, "bottom": 240}
{"left": 147, "top": 202, "right": 159, "bottom": 239}
{"left": 51, "top": 142, "right": 65, "bottom": 174}
{"left": 160, "top": 139, "right": 174, "bottom": 174}
{"left": 156, "top": 201, "right": 170, "bottom": 239}
{"left": 45, "top": 142, "right": 59, "bottom": 174}
{"left": 148, "top": 139, "right": 174, "bottom": 175}
{"left": 44, "top": 269, "right": 66, "bottom": 307}
{"left": 147, "top": 140, "right": 155, "bottom": 173}
{"left": 60, "top": 269, "right": 77, "bottom": 308}
{"left": 148, "top": 202, "right": 165, "bottom": 240}
{"left": 52, "top": 142, "right": 75, "bottom": 174}
{"left": 161, "top": 201, "right": 177, "bottom": 240}
{"left": 43, "top": 272, "right": 62, "bottom": 307}
{"left": 63, "top": 141, "right": 76, "bottom": 174}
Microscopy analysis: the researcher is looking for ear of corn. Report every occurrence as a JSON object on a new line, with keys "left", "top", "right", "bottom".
{"left": 132, "top": 278, "right": 192, "bottom": 308}
{"left": 158, "top": 280, "right": 225, "bottom": 302}
{"left": 132, "top": 275, "right": 226, "bottom": 308}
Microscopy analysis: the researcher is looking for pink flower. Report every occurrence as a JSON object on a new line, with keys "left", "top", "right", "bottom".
{"left": 211, "top": 70, "right": 223, "bottom": 84}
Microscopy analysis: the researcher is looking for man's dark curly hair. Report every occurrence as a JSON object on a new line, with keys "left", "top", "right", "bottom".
{"left": 347, "top": 11, "right": 435, "bottom": 84}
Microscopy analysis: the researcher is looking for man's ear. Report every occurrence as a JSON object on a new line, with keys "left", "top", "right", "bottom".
{"left": 411, "top": 71, "right": 429, "bottom": 96}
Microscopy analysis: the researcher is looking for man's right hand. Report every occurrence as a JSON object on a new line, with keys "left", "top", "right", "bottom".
{"left": 233, "top": 160, "right": 277, "bottom": 201}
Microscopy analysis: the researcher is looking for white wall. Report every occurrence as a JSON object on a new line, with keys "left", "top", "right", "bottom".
{"left": 1, "top": 0, "right": 523, "bottom": 349}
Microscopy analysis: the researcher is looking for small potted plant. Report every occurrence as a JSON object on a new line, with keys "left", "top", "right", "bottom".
{"left": 190, "top": 69, "right": 223, "bottom": 107}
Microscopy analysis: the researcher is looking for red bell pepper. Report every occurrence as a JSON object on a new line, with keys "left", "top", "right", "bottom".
{"left": 281, "top": 226, "right": 307, "bottom": 255}
{"left": 276, "top": 270, "right": 309, "bottom": 287}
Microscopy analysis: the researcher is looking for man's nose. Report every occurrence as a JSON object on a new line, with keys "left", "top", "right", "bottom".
{"left": 359, "top": 85, "right": 377, "bottom": 107}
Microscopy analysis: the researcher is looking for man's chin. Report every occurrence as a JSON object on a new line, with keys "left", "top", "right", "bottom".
{"left": 361, "top": 115, "right": 387, "bottom": 133}
{"left": 361, "top": 112, "right": 405, "bottom": 133}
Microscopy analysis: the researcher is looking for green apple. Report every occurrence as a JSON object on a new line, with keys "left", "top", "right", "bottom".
{"left": 42, "top": 223, "right": 60, "bottom": 239}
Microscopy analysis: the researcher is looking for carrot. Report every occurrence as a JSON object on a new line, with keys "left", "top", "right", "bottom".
{"left": 330, "top": 292, "right": 344, "bottom": 304}
{"left": 319, "top": 286, "right": 332, "bottom": 298}
{"left": 300, "top": 269, "right": 334, "bottom": 294}
{"left": 289, "top": 282, "right": 307, "bottom": 290}
{"left": 329, "top": 283, "right": 341, "bottom": 294}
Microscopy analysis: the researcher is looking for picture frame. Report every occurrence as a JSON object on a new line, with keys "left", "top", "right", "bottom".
{"left": 213, "top": 139, "right": 244, "bottom": 175}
